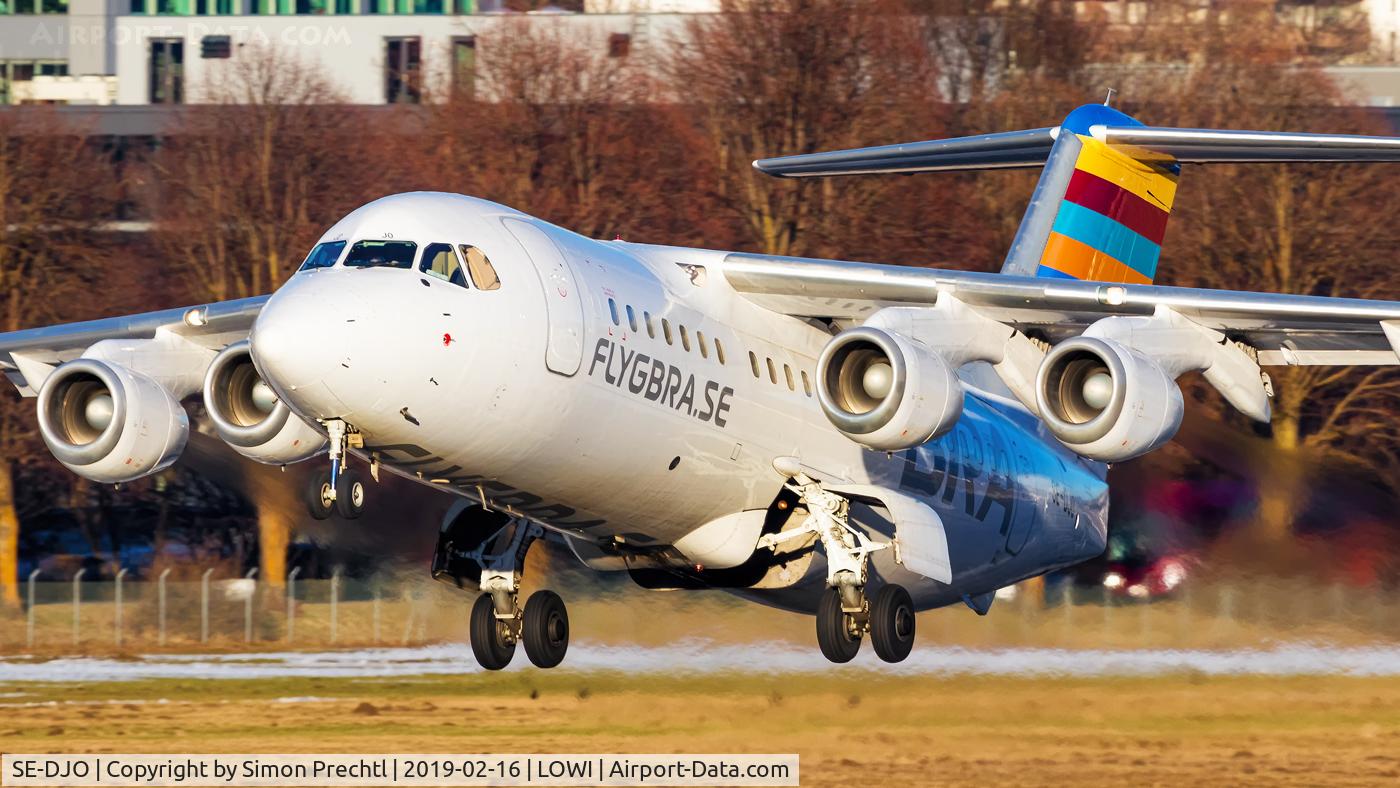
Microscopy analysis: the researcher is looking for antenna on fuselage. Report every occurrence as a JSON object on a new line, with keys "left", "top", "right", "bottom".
{"left": 1103, "top": 87, "right": 1117, "bottom": 107}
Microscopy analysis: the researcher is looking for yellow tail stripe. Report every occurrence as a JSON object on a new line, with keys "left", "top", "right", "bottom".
{"left": 1072, "top": 135, "right": 1179, "bottom": 210}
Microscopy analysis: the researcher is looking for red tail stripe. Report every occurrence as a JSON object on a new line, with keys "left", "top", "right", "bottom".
{"left": 1063, "top": 168, "right": 1170, "bottom": 245}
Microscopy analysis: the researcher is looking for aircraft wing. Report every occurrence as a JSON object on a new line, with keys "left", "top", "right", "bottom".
{"left": 0, "top": 296, "right": 268, "bottom": 396}
{"left": 719, "top": 253, "right": 1400, "bottom": 366}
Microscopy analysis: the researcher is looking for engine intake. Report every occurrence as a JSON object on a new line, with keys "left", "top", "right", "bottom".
{"left": 37, "top": 359, "right": 189, "bottom": 483}
{"left": 816, "top": 327, "right": 962, "bottom": 451}
{"left": 1035, "top": 336, "right": 1183, "bottom": 462}
{"left": 204, "top": 341, "right": 325, "bottom": 465}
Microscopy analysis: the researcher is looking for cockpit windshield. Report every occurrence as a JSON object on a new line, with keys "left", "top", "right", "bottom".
{"left": 299, "top": 240, "right": 346, "bottom": 271}
{"left": 344, "top": 240, "right": 417, "bottom": 269}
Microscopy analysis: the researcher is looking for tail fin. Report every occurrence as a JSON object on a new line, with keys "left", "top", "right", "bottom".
{"left": 1005, "top": 104, "right": 1175, "bottom": 284}
{"left": 753, "top": 103, "right": 1400, "bottom": 286}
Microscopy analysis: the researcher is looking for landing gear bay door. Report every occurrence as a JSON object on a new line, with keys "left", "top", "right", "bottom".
{"left": 829, "top": 483, "right": 952, "bottom": 584}
{"left": 503, "top": 218, "right": 585, "bottom": 376}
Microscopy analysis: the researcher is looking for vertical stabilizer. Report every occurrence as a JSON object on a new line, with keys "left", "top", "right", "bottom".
{"left": 1002, "top": 104, "right": 1178, "bottom": 284}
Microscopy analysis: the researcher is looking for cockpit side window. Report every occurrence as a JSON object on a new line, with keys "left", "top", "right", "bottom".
{"left": 299, "top": 240, "right": 346, "bottom": 271}
{"left": 420, "top": 242, "right": 468, "bottom": 288}
{"left": 461, "top": 245, "right": 501, "bottom": 291}
{"left": 344, "top": 240, "right": 417, "bottom": 269}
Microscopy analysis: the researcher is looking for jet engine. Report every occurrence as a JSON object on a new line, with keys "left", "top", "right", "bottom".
{"left": 815, "top": 327, "right": 962, "bottom": 451}
{"left": 37, "top": 358, "right": 189, "bottom": 484}
{"left": 203, "top": 341, "right": 326, "bottom": 465}
{"left": 1034, "top": 336, "right": 1183, "bottom": 462}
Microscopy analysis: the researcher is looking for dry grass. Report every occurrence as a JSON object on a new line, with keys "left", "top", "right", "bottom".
{"left": 2, "top": 672, "right": 1399, "bottom": 786}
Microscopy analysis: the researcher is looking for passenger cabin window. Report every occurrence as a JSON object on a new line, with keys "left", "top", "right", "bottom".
{"left": 345, "top": 240, "right": 417, "bottom": 269}
{"left": 715, "top": 338, "right": 726, "bottom": 365}
{"left": 697, "top": 331, "right": 709, "bottom": 359}
{"left": 300, "top": 240, "right": 346, "bottom": 271}
{"left": 749, "top": 351, "right": 760, "bottom": 378}
{"left": 608, "top": 299, "right": 620, "bottom": 326}
{"left": 662, "top": 319, "right": 674, "bottom": 345}
{"left": 766, "top": 357, "right": 778, "bottom": 385}
{"left": 461, "top": 245, "right": 501, "bottom": 290}
{"left": 420, "top": 242, "right": 468, "bottom": 287}
{"left": 801, "top": 370, "right": 812, "bottom": 396}
{"left": 626, "top": 305, "right": 639, "bottom": 333}
{"left": 680, "top": 325, "right": 691, "bottom": 352}
{"left": 644, "top": 311, "right": 655, "bottom": 339}
{"left": 784, "top": 364, "right": 795, "bottom": 391}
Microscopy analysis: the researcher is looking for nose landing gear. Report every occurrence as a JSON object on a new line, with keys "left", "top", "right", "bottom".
{"left": 459, "top": 516, "right": 571, "bottom": 671}
{"left": 305, "top": 418, "right": 366, "bottom": 520}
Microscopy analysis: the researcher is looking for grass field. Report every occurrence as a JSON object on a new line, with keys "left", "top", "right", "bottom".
{"left": 4, "top": 671, "right": 1400, "bottom": 786}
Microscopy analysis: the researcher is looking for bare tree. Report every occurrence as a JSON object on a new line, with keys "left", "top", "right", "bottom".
{"left": 154, "top": 46, "right": 396, "bottom": 301}
{"left": 152, "top": 46, "right": 403, "bottom": 585}
{"left": 415, "top": 19, "right": 718, "bottom": 245}
{"left": 0, "top": 109, "right": 118, "bottom": 606}
{"left": 667, "top": 0, "right": 945, "bottom": 259}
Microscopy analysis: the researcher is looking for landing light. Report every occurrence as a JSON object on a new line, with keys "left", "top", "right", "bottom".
{"left": 1103, "top": 572, "right": 1125, "bottom": 589}
{"left": 183, "top": 307, "right": 208, "bottom": 327}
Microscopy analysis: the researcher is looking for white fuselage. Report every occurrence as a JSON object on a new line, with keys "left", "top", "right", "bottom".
{"left": 250, "top": 193, "right": 1108, "bottom": 613}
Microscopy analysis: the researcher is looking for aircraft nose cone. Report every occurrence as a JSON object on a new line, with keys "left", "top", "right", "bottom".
{"left": 249, "top": 276, "right": 368, "bottom": 419}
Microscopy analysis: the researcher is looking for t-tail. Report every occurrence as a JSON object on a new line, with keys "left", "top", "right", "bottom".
{"left": 753, "top": 101, "right": 1400, "bottom": 285}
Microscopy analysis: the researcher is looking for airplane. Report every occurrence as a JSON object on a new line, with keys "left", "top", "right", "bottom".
{"left": 5, "top": 101, "right": 1400, "bottom": 669}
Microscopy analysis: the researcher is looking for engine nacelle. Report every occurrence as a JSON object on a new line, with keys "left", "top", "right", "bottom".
{"left": 815, "top": 327, "right": 963, "bottom": 451}
{"left": 37, "top": 359, "right": 189, "bottom": 483}
{"left": 203, "top": 341, "right": 326, "bottom": 465}
{"left": 1034, "top": 336, "right": 1183, "bottom": 462}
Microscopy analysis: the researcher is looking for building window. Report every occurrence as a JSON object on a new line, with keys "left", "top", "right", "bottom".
{"left": 200, "top": 35, "right": 232, "bottom": 59}
{"left": 149, "top": 38, "right": 184, "bottom": 105}
{"left": 385, "top": 37, "right": 421, "bottom": 105}
{"left": 608, "top": 33, "right": 631, "bottom": 58}
{"left": 0, "top": 60, "right": 66, "bottom": 105}
{"left": 451, "top": 36, "right": 476, "bottom": 100}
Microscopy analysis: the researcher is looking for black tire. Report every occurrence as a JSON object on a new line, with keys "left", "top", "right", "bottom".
{"left": 870, "top": 583, "right": 916, "bottom": 664}
{"left": 469, "top": 593, "right": 515, "bottom": 671}
{"left": 816, "top": 587, "right": 861, "bottom": 664}
{"left": 335, "top": 469, "right": 365, "bottom": 519}
{"left": 306, "top": 470, "right": 334, "bottom": 520}
{"left": 522, "top": 590, "right": 570, "bottom": 669}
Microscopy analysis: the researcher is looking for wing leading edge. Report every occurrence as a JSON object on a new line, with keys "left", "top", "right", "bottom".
{"left": 0, "top": 295, "right": 268, "bottom": 395}
{"left": 718, "top": 253, "right": 1400, "bottom": 367}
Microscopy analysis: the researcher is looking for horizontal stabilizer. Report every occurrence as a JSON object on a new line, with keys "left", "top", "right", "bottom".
{"left": 753, "top": 127, "right": 1057, "bottom": 177}
{"left": 1098, "top": 126, "right": 1400, "bottom": 163}
{"left": 755, "top": 124, "right": 1400, "bottom": 177}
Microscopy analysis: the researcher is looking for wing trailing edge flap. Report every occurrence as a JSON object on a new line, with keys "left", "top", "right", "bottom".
{"left": 826, "top": 482, "right": 951, "bottom": 584}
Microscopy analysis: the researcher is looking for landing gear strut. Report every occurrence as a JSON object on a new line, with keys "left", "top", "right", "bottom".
{"left": 461, "top": 516, "right": 571, "bottom": 671}
{"left": 305, "top": 419, "right": 365, "bottom": 520}
{"left": 758, "top": 474, "right": 915, "bottom": 664}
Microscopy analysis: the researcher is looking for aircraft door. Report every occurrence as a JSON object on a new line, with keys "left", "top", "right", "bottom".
{"left": 503, "top": 218, "right": 585, "bottom": 376}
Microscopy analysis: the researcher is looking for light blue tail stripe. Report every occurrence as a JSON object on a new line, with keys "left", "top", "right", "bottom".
{"left": 1050, "top": 201, "right": 1161, "bottom": 280}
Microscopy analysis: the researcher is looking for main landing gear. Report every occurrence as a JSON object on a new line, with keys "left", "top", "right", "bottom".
{"left": 306, "top": 418, "right": 366, "bottom": 520}
{"left": 462, "top": 516, "right": 571, "bottom": 671}
{"left": 758, "top": 474, "right": 916, "bottom": 664}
